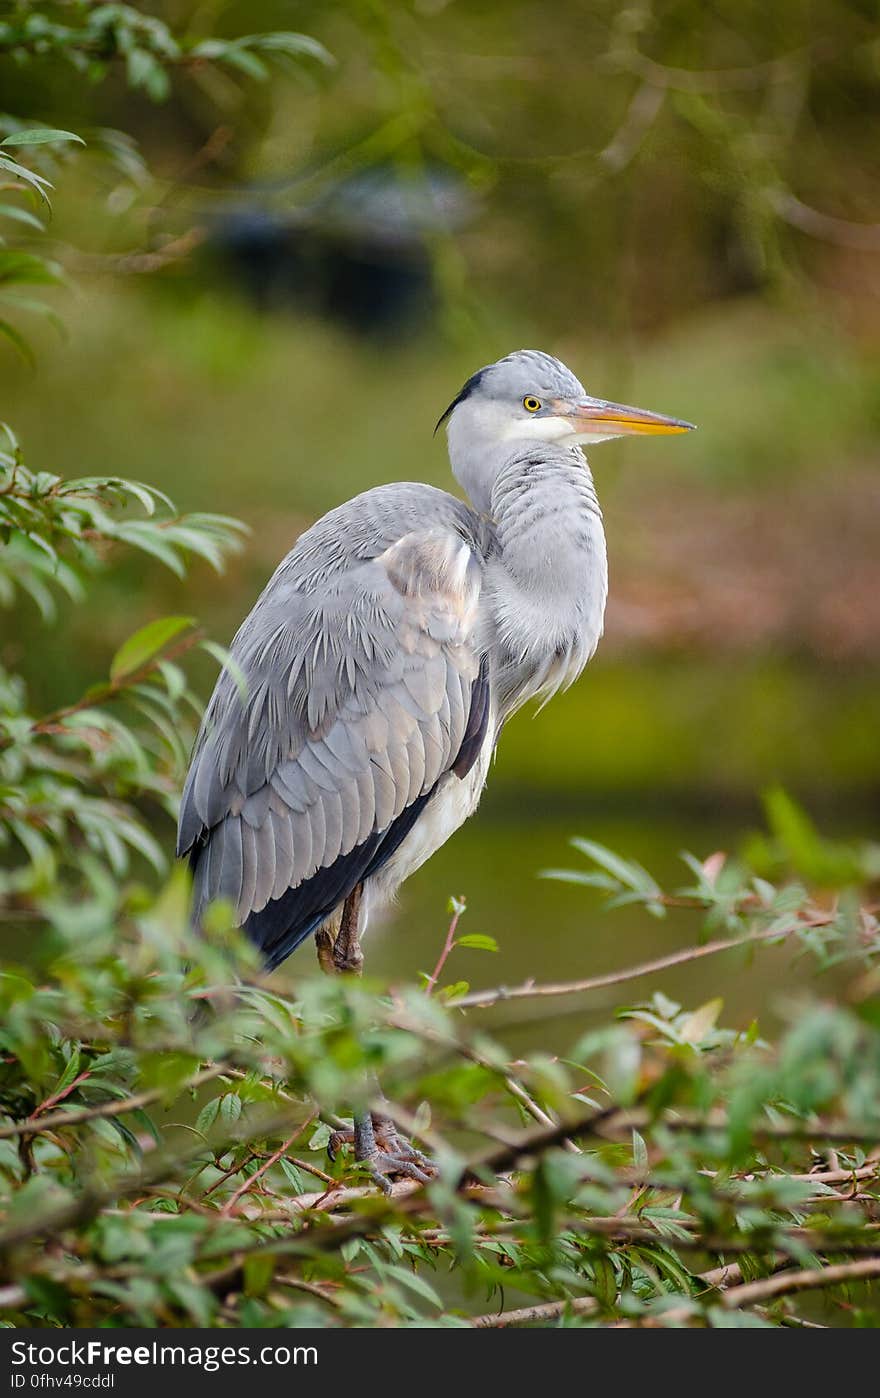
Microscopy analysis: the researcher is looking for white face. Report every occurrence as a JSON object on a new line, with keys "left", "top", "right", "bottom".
{"left": 472, "top": 395, "right": 632, "bottom": 447}
{"left": 515, "top": 415, "right": 630, "bottom": 446}
{"left": 500, "top": 408, "right": 577, "bottom": 443}
{"left": 459, "top": 396, "right": 576, "bottom": 449}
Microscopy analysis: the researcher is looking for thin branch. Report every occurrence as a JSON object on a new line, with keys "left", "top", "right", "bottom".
{"left": 30, "top": 629, "right": 205, "bottom": 735}
{"left": 615, "top": 44, "right": 816, "bottom": 95}
{"left": 69, "top": 228, "right": 206, "bottom": 276}
{"left": 423, "top": 898, "right": 466, "bottom": 995}
{"left": 598, "top": 82, "right": 665, "bottom": 173}
{"left": 470, "top": 1260, "right": 753, "bottom": 1328}
{"left": 465, "top": 1098, "right": 880, "bottom": 1184}
{"left": 604, "top": 1109, "right": 880, "bottom": 1149}
{"left": 28, "top": 1071, "right": 93, "bottom": 1121}
{"left": 272, "top": 1275, "right": 340, "bottom": 1309}
{"left": 284, "top": 1156, "right": 337, "bottom": 1187}
{"left": 767, "top": 188, "right": 880, "bottom": 251}
{"left": 471, "top": 1295, "right": 597, "bottom": 1328}
{"left": 449, "top": 917, "right": 834, "bottom": 1010}
{"left": 221, "top": 1127, "right": 310, "bottom": 1215}
{"left": 436, "top": 1033, "right": 582, "bottom": 1154}
{"left": 720, "top": 1255, "right": 880, "bottom": 1310}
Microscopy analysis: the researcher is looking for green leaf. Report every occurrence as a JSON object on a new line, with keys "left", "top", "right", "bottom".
{"left": 0, "top": 204, "right": 46, "bottom": 232}
{"left": 219, "top": 1092, "right": 243, "bottom": 1125}
{"left": 456, "top": 933, "right": 498, "bottom": 952}
{"left": 195, "top": 1098, "right": 221, "bottom": 1135}
{"left": 242, "top": 32, "right": 334, "bottom": 67}
{"left": 243, "top": 1253, "right": 275, "bottom": 1297}
{"left": 570, "top": 837, "right": 661, "bottom": 897}
{"left": 0, "top": 292, "right": 66, "bottom": 340}
{"left": 110, "top": 615, "right": 195, "bottom": 682}
{"left": 439, "top": 980, "right": 470, "bottom": 1001}
{"left": 0, "top": 155, "right": 53, "bottom": 204}
{"left": 0, "top": 317, "right": 34, "bottom": 365}
{"left": 384, "top": 1264, "right": 443, "bottom": 1310}
{"left": 632, "top": 1129, "right": 649, "bottom": 1172}
{"left": 1, "top": 130, "right": 85, "bottom": 149}
{"left": 308, "top": 1122, "right": 332, "bottom": 1151}
{"left": 0, "top": 251, "right": 63, "bottom": 286}
{"left": 112, "top": 523, "right": 186, "bottom": 575}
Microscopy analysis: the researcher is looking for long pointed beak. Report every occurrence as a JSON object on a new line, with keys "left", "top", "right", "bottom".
{"left": 555, "top": 397, "right": 696, "bottom": 438}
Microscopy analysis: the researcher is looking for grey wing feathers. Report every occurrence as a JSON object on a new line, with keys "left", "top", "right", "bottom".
{"left": 178, "top": 505, "right": 486, "bottom": 958}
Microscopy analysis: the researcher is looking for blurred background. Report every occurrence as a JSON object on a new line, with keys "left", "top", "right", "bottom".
{"left": 2, "top": 1, "right": 879, "bottom": 1043}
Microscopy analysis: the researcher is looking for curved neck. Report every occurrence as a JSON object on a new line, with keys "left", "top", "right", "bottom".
{"left": 490, "top": 445, "right": 604, "bottom": 594}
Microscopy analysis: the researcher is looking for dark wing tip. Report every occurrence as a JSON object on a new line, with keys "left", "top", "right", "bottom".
{"left": 245, "top": 786, "right": 437, "bottom": 971}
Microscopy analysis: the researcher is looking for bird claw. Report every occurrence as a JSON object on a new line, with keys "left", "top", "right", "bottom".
{"left": 326, "top": 1127, "right": 351, "bottom": 1164}
{"left": 327, "top": 1112, "right": 437, "bottom": 1191}
{"left": 363, "top": 1150, "right": 434, "bottom": 1194}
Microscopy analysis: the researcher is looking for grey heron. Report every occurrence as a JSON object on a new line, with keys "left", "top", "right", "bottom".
{"left": 178, "top": 349, "right": 693, "bottom": 1183}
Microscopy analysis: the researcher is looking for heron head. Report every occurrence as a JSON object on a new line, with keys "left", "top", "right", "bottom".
{"left": 438, "top": 349, "right": 694, "bottom": 509}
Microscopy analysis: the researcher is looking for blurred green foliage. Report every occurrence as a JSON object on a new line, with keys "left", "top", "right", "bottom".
{"left": 1, "top": 824, "right": 879, "bottom": 1327}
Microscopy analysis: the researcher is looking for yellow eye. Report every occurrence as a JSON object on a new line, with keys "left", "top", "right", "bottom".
{"left": 523, "top": 396, "right": 541, "bottom": 413}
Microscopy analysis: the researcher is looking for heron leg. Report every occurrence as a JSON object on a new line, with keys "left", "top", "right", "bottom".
{"left": 314, "top": 919, "right": 338, "bottom": 976}
{"left": 332, "top": 883, "right": 364, "bottom": 974}
{"left": 314, "top": 885, "right": 363, "bottom": 975}
{"left": 317, "top": 886, "right": 435, "bottom": 1191}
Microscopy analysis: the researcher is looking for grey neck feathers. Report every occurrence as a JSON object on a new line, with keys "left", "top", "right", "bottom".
{"left": 482, "top": 444, "right": 608, "bottom": 716}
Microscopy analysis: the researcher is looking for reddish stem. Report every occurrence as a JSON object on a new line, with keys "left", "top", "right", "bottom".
{"left": 424, "top": 900, "right": 466, "bottom": 996}
{"left": 28, "top": 1072, "right": 92, "bottom": 1121}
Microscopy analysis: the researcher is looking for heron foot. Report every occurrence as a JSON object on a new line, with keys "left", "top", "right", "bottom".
{"left": 328, "top": 1111, "right": 436, "bottom": 1194}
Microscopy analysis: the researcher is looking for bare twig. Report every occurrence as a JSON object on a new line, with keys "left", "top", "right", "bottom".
{"left": 614, "top": 44, "right": 815, "bottom": 94}
{"left": 719, "top": 1256, "right": 880, "bottom": 1310}
{"left": 470, "top": 1260, "right": 750, "bottom": 1327}
{"left": 599, "top": 83, "right": 665, "bottom": 172}
{"left": 450, "top": 916, "right": 835, "bottom": 1010}
{"left": 70, "top": 228, "right": 206, "bottom": 277}
{"left": 272, "top": 1275, "right": 340, "bottom": 1309}
{"left": 283, "top": 1156, "right": 337, "bottom": 1187}
{"left": 221, "top": 1127, "right": 312, "bottom": 1215}
{"left": 471, "top": 1295, "right": 597, "bottom": 1328}
{"left": 767, "top": 188, "right": 880, "bottom": 251}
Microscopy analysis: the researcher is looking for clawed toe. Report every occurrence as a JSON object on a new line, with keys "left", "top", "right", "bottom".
{"left": 364, "top": 1149, "right": 434, "bottom": 1193}
{"left": 327, "top": 1126, "right": 354, "bottom": 1163}
{"left": 325, "top": 1111, "right": 437, "bottom": 1190}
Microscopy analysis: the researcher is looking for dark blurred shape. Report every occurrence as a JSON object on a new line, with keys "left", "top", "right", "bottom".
{"left": 204, "top": 165, "right": 474, "bottom": 337}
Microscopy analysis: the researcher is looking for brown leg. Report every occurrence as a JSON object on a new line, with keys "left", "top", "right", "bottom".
{"left": 332, "top": 883, "right": 364, "bottom": 975}
{"left": 314, "top": 908, "right": 340, "bottom": 977}
{"left": 314, "top": 886, "right": 363, "bottom": 976}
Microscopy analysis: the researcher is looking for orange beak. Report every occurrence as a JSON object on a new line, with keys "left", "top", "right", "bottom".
{"left": 554, "top": 397, "right": 696, "bottom": 439}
